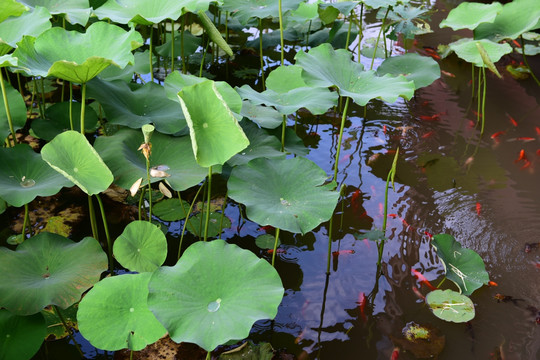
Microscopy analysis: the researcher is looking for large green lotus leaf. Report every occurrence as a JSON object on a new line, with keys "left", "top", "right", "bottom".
{"left": 240, "top": 100, "right": 283, "bottom": 129}
{"left": 164, "top": 71, "right": 242, "bottom": 116}
{"left": 439, "top": 2, "right": 503, "bottom": 31}
{"left": 431, "top": 234, "right": 490, "bottom": 296}
{"left": 236, "top": 84, "right": 338, "bottom": 115}
{"left": 178, "top": 80, "right": 249, "bottom": 167}
{"left": 0, "top": 309, "right": 46, "bottom": 360}
{"left": 94, "top": 128, "right": 207, "bottom": 191}
{"left": 152, "top": 198, "right": 189, "bottom": 221}
{"left": 0, "top": 145, "right": 73, "bottom": 207}
{"left": 0, "top": 6, "right": 51, "bottom": 56}
{"left": 41, "top": 130, "right": 113, "bottom": 195}
{"left": 113, "top": 221, "right": 167, "bottom": 273}
{"left": 32, "top": 101, "right": 99, "bottom": 140}
{"left": 87, "top": 78, "right": 185, "bottom": 134}
{"left": 426, "top": 290, "right": 475, "bottom": 323}
{"left": 318, "top": 2, "right": 359, "bottom": 24}
{"left": 474, "top": 0, "right": 540, "bottom": 41}
{"left": 377, "top": 53, "right": 440, "bottom": 89}
{"left": 0, "top": 54, "right": 17, "bottom": 67}
{"left": 448, "top": 38, "right": 512, "bottom": 67}
{"left": 17, "top": 0, "right": 91, "bottom": 26}
{"left": 221, "top": 0, "right": 304, "bottom": 24}
{"left": 0, "top": 0, "right": 28, "bottom": 23}
{"left": 295, "top": 43, "right": 415, "bottom": 106}
{"left": 0, "top": 82, "right": 27, "bottom": 142}
{"left": 0, "top": 232, "right": 107, "bottom": 315}
{"left": 78, "top": 273, "right": 167, "bottom": 351}
{"left": 93, "top": 0, "right": 186, "bottom": 25}
{"left": 265, "top": 65, "right": 307, "bottom": 93}
{"left": 13, "top": 22, "right": 143, "bottom": 83}
{"left": 228, "top": 157, "right": 339, "bottom": 234}
{"left": 148, "top": 240, "right": 284, "bottom": 351}
{"left": 227, "top": 119, "right": 284, "bottom": 167}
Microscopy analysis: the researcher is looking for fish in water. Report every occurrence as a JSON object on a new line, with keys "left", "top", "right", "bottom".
{"left": 411, "top": 269, "right": 436, "bottom": 291}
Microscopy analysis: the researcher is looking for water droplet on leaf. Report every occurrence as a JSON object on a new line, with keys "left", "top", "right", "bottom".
{"left": 207, "top": 298, "right": 221, "bottom": 312}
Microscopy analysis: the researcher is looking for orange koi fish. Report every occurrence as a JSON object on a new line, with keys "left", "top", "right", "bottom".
{"left": 488, "top": 281, "right": 498, "bottom": 287}
{"left": 521, "top": 160, "right": 531, "bottom": 170}
{"left": 491, "top": 131, "right": 505, "bottom": 139}
{"left": 358, "top": 292, "right": 367, "bottom": 322}
{"left": 267, "top": 249, "right": 286, "bottom": 254}
{"left": 476, "top": 202, "right": 481, "bottom": 216}
{"left": 390, "top": 347, "right": 400, "bottom": 360}
{"left": 515, "top": 149, "right": 526, "bottom": 163}
{"left": 419, "top": 114, "right": 440, "bottom": 121}
{"left": 424, "top": 231, "right": 433, "bottom": 239}
{"left": 422, "top": 131, "right": 435, "bottom": 138}
{"left": 412, "top": 286, "right": 426, "bottom": 301}
{"left": 441, "top": 70, "right": 455, "bottom": 78}
{"left": 512, "top": 39, "right": 522, "bottom": 48}
{"left": 332, "top": 250, "right": 355, "bottom": 257}
{"left": 351, "top": 189, "right": 361, "bottom": 212}
{"left": 517, "top": 137, "right": 535, "bottom": 142}
{"left": 536, "top": 127, "right": 540, "bottom": 136}
{"left": 411, "top": 269, "right": 436, "bottom": 291}
{"left": 507, "top": 114, "right": 518, "bottom": 127}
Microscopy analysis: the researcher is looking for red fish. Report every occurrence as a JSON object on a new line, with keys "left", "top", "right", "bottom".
{"left": 488, "top": 281, "right": 498, "bottom": 287}
{"left": 351, "top": 189, "right": 361, "bottom": 212}
{"left": 515, "top": 149, "right": 526, "bottom": 163}
{"left": 472, "top": 110, "right": 482, "bottom": 118}
{"left": 537, "top": 149, "right": 540, "bottom": 156}
{"left": 358, "top": 292, "right": 367, "bottom": 322}
{"left": 388, "top": 213, "right": 398, "bottom": 219}
{"left": 476, "top": 202, "right": 481, "bottom": 216}
{"left": 535, "top": 127, "right": 540, "bottom": 136}
{"left": 424, "top": 231, "right": 433, "bottom": 239}
{"left": 419, "top": 114, "right": 441, "bottom": 121}
{"left": 521, "top": 160, "right": 531, "bottom": 170}
{"left": 490, "top": 131, "right": 505, "bottom": 139}
{"left": 383, "top": 125, "right": 387, "bottom": 134}
{"left": 379, "top": 202, "right": 384, "bottom": 215}
{"left": 512, "top": 39, "right": 522, "bottom": 48}
{"left": 412, "top": 286, "right": 426, "bottom": 301}
{"left": 267, "top": 249, "right": 286, "bottom": 254}
{"left": 517, "top": 137, "right": 535, "bottom": 142}
{"left": 390, "top": 347, "right": 400, "bottom": 360}
{"left": 423, "top": 47, "right": 440, "bottom": 60}
{"left": 507, "top": 114, "right": 518, "bottom": 127}
{"left": 441, "top": 70, "right": 455, "bottom": 78}
{"left": 332, "top": 250, "right": 355, "bottom": 257}
{"left": 422, "top": 131, "right": 435, "bottom": 138}
{"left": 258, "top": 225, "right": 274, "bottom": 232}
{"left": 411, "top": 269, "right": 437, "bottom": 291}
{"left": 363, "top": 238, "right": 371, "bottom": 248}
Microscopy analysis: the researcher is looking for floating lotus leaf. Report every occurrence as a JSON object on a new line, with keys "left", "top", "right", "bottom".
{"left": 152, "top": 198, "right": 190, "bottom": 221}
{"left": 227, "top": 120, "right": 284, "bottom": 167}
{"left": 41, "top": 130, "right": 114, "bottom": 195}
{"left": 178, "top": 80, "right": 249, "bottom": 167}
{"left": 87, "top": 78, "right": 185, "bottom": 134}
{"left": 0, "top": 82, "right": 27, "bottom": 143}
{"left": 255, "top": 234, "right": 279, "bottom": 250}
{"left": 17, "top": 0, "right": 90, "bottom": 26}
{"left": 0, "top": 0, "right": 28, "bottom": 23}
{"left": 113, "top": 221, "right": 167, "bottom": 273}
{"left": 0, "top": 309, "right": 46, "bottom": 360}
{"left": 0, "top": 145, "right": 73, "bottom": 207}
{"left": 448, "top": 38, "right": 512, "bottom": 67}
{"left": 295, "top": 43, "right": 415, "bottom": 106}
{"left": 148, "top": 240, "right": 284, "bottom": 351}
{"left": 240, "top": 100, "right": 283, "bottom": 129}
{"left": 474, "top": 0, "right": 540, "bottom": 41}
{"left": 94, "top": 128, "right": 207, "bottom": 191}
{"left": 426, "top": 289, "right": 475, "bottom": 323}
{"left": 377, "top": 53, "right": 440, "bottom": 89}
{"left": 0, "top": 232, "right": 107, "bottom": 315}
{"left": 221, "top": 0, "right": 304, "bottom": 24}
{"left": 13, "top": 22, "right": 143, "bottom": 83}
{"left": 431, "top": 234, "right": 490, "bottom": 296}
{"left": 0, "top": 6, "right": 51, "bottom": 56}
{"left": 78, "top": 273, "right": 167, "bottom": 351}
{"left": 41, "top": 303, "right": 77, "bottom": 340}
{"left": 228, "top": 157, "right": 339, "bottom": 234}
{"left": 32, "top": 101, "right": 99, "bottom": 140}
{"left": 439, "top": 2, "right": 503, "bottom": 31}
{"left": 186, "top": 212, "right": 232, "bottom": 237}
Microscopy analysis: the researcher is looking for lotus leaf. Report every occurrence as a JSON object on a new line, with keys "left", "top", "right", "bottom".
{"left": 94, "top": 128, "right": 207, "bottom": 191}
{"left": 98, "top": 50, "right": 150, "bottom": 82}
{"left": 240, "top": 100, "right": 283, "bottom": 129}
{"left": 152, "top": 198, "right": 190, "bottom": 221}
{"left": 41, "top": 304, "right": 78, "bottom": 340}
{"left": 113, "top": 221, "right": 167, "bottom": 273}
{"left": 448, "top": 38, "right": 512, "bottom": 67}
{"left": 0, "top": 54, "right": 17, "bottom": 68}
{"left": 0, "top": 6, "right": 51, "bottom": 56}
{"left": 178, "top": 80, "right": 249, "bottom": 167}
{"left": 362, "top": 0, "right": 408, "bottom": 9}
{"left": 13, "top": 22, "right": 143, "bottom": 83}
{"left": 0, "top": 309, "right": 46, "bottom": 360}
{"left": 32, "top": 101, "right": 99, "bottom": 140}
{"left": 17, "top": 0, "right": 91, "bottom": 26}
{"left": 228, "top": 157, "right": 339, "bottom": 234}
{"left": 255, "top": 234, "right": 279, "bottom": 250}
{"left": 148, "top": 240, "right": 284, "bottom": 351}
{"left": 295, "top": 43, "right": 415, "bottom": 106}
{"left": 432, "top": 234, "right": 490, "bottom": 296}
{"left": 0, "top": 232, "right": 107, "bottom": 315}
{"left": 0, "top": 145, "right": 73, "bottom": 207}
{"left": 377, "top": 53, "right": 440, "bottom": 89}
{"left": 87, "top": 78, "right": 186, "bottom": 134}
{"left": 41, "top": 130, "right": 114, "bottom": 195}
{"left": 0, "top": 0, "right": 28, "bottom": 23}
{"left": 439, "top": 2, "right": 503, "bottom": 31}
{"left": 382, "top": 4, "right": 432, "bottom": 40}
{"left": 78, "top": 273, "right": 167, "bottom": 351}
{"left": 186, "top": 212, "right": 232, "bottom": 237}
{"left": 426, "top": 289, "right": 475, "bottom": 323}
{"left": 219, "top": 341, "right": 274, "bottom": 360}
{"left": 221, "top": 0, "right": 304, "bottom": 24}
{"left": 318, "top": 2, "right": 359, "bottom": 24}
{"left": 0, "top": 82, "right": 27, "bottom": 143}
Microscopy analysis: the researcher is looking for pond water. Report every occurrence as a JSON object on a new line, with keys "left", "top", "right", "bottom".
{"left": 5, "top": 0, "right": 537, "bottom": 359}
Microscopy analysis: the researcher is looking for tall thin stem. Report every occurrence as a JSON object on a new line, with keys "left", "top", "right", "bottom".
{"left": 88, "top": 195, "right": 99, "bottom": 240}
{"left": 0, "top": 68, "right": 17, "bottom": 146}
{"left": 22, "top": 203, "right": 29, "bottom": 240}
{"left": 178, "top": 184, "right": 204, "bottom": 260}
{"left": 54, "top": 305, "right": 84, "bottom": 358}
{"left": 280, "top": 115, "right": 286, "bottom": 152}
{"left": 259, "top": 18, "right": 266, "bottom": 90}
{"left": 171, "top": 19, "right": 176, "bottom": 72}
{"left": 326, "top": 215, "right": 334, "bottom": 274}
{"left": 80, "top": 83, "right": 87, "bottom": 135}
{"left": 69, "top": 82, "right": 74, "bottom": 130}
{"left": 370, "top": 8, "right": 390, "bottom": 70}
{"left": 95, "top": 194, "right": 113, "bottom": 273}
{"left": 480, "top": 66, "right": 486, "bottom": 135}
{"left": 271, "top": 228, "right": 280, "bottom": 267}
{"left": 149, "top": 26, "right": 154, "bottom": 82}
{"left": 181, "top": 15, "right": 186, "bottom": 74}
{"left": 520, "top": 35, "right": 540, "bottom": 87}
{"left": 145, "top": 157, "right": 152, "bottom": 221}
{"left": 278, "top": 0, "right": 285, "bottom": 65}
{"left": 332, "top": 97, "right": 351, "bottom": 181}
{"left": 203, "top": 166, "right": 212, "bottom": 242}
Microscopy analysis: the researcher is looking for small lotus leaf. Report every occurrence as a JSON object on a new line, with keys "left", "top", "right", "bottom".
{"left": 0, "top": 6, "right": 51, "bottom": 56}
{"left": 0, "top": 232, "right": 107, "bottom": 315}
{"left": 186, "top": 212, "right": 231, "bottom": 237}
{"left": 113, "top": 221, "right": 167, "bottom": 273}
{"left": 295, "top": 43, "right": 415, "bottom": 106}
{"left": 13, "top": 22, "right": 143, "bottom": 83}
{"left": 94, "top": 128, "right": 207, "bottom": 191}
{"left": 240, "top": 100, "right": 283, "bottom": 129}
{"left": 148, "top": 240, "right": 284, "bottom": 351}
{"left": 377, "top": 53, "right": 440, "bottom": 89}
{"left": 431, "top": 234, "right": 490, "bottom": 296}
{"left": 78, "top": 273, "right": 167, "bottom": 351}
{"left": 221, "top": 0, "right": 304, "bottom": 24}
{"left": 153, "top": 199, "right": 190, "bottom": 221}
{"left": 228, "top": 157, "right": 339, "bottom": 234}
{"left": 87, "top": 78, "right": 186, "bottom": 134}
{"left": 448, "top": 38, "right": 512, "bottom": 67}
{"left": 0, "top": 309, "right": 46, "bottom": 360}
{"left": 255, "top": 234, "right": 279, "bottom": 250}
{"left": 0, "top": 82, "right": 28, "bottom": 144}
{"left": 178, "top": 80, "right": 249, "bottom": 167}
{"left": 0, "top": 145, "right": 73, "bottom": 207}
{"left": 440, "top": 2, "right": 503, "bottom": 31}
{"left": 32, "top": 101, "right": 99, "bottom": 140}
{"left": 426, "top": 289, "right": 475, "bottom": 323}
{"left": 17, "top": 0, "right": 90, "bottom": 26}
{"left": 41, "top": 130, "right": 113, "bottom": 195}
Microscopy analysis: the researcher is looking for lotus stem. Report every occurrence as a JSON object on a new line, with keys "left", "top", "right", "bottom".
{"left": 181, "top": 15, "right": 186, "bottom": 74}
{"left": 40, "top": 77, "right": 46, "bottom": 115}
{"left": 332, "top": 97, "right": 351, "bottom": 181}
{"left": 69, "top": 82, "right": 73, "bottom": 131}
{"left": 138, "top": 187, "right": 145, "bottom": 221}
{"left": 16, "top": 73, "right": 23, "bottom": 97}
{"left": 206, "top": 351, "right": 211, "bottom": 360}
{"left": 278, "top": 0, "right": 285, "bottom": 65}
{"left": 480, "top": 66, "right": 486, "bottom": 135}
{"left": 171, "top": 19, "right": 175, "bottom": 72}
{"left": 259, "top": 18, "right": 266, "bottom": 90}
{"left": 326, "top": 214, "right": 334, "bottom": 274}
{"left": 145, "top": 156, "right": 152, "bottom": 221}
{"left": 95, "top": 194, "right": 113, "bottom": 274}
{"left": 178, "top": 184, "right": 204, "bottom": 260}
{"left": 199, "top": 37, "right": 209, "bottom": 77}
{"left": 471, "top": 63, "right": 475, "bottom": 100}
{"left": 0, "top": 68, "right": 17, "bottom": 146}
{"left": 53, "top": 305, "right": 84, "bottom": 358}
{"left": 345, "top": 12, "right": 353, "bottom": 50}
{"left": 22, "top": 203, "right": 29, "bottom": 240}
{"left": 358, "top": 4, "right": 364, "bottom": 62}
{"left": 149, "top": 26, "right": 154, "bottom": 82}
{"left": 88, "top": 195, "right": 99, "bottom": 241}
{"left": 520, "top": 35, "right": 540, "bottom": 87}
{"left": 203, "top": 166, "right": 212, "bottom": 242}
{"left": 271, "top": 228, "right": 280, "bottom": 267}
{"left": 280, "top": 115, "right": 286, "bottom": 152}
{"left": 370, "top": 7, "right": 390, "bottom": 70}
{"left": 225, "top": 11, "right": 230, "bottom": 80}
{"left": 306, "top": 20, "right": 312, "bottom": 48}
{"left": 218, "top": 191, "right": 227, "bottom": 238}
{"left": 80, "top": 82, "right": 87, "bottom": 135}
